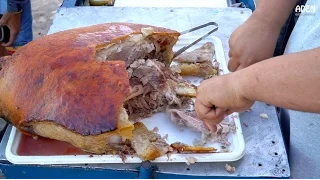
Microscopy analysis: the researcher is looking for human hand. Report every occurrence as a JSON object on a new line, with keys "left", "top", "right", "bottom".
{"left": 0, "top": 12, "right": 21, "bottom": 47}
{"left": 228, "top": 16, "right": 280, "bottom": 71}
{"left": 195, "top": 73, "right": 254, "bottom": 131}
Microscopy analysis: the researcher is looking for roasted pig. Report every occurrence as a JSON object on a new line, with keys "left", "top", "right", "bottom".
{"left": 0, "top": 23, "right": 196, "bottom": 159}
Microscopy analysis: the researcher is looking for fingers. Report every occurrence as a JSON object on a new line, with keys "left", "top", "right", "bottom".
{"left": 225, "top": 109, "right": 234, "bottom": 116}
{"left": 203, "top": 121, "right": 217, "bottom": 133}
{"left": 203, "top": 108, "right": 226, "bottom": 123}
{"left": 0, "top": 15, "right": 7, "bottom": 25}
{"left": 202, "top": 107, "right": 226, "bottom": 123}
{"left": 0, "top": 13, "right": 21, "bottom": 46}
{"left": 2, "top": 30, "right": 17, "bottom": 47}
{"left": 235, "top": 64, "right": 246, "bottom": 71}
{"left": 228, "top": 57, "right": 239, "bottom": 72}
{"left": 195, "top": 82, "right": 214, "bottom": 120}
{"left": 0, "top": 13, "right": 10, "bottom": 27}
{"left": 228, "top": 50, "right": 232, "bottom": 58}
{"left": 202, "top": 108, "right": 227, "bottom": 133}
{"left": 195, "top": 97, "right": 213, "bottom": 120}
{"left": 195, "top": 102, "right": 227, "bottom": 133}
{"left": 228, "top": 57, "right": 249, "bottom": 72}
{"left": 195, "top": 78, "right": 231, "bottom": 133}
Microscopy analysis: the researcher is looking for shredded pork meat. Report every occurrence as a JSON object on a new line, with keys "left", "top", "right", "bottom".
{"left": 168, "top": 109, "right": 236, "bottom": 146}
{"left": 124, "top": 58, "right": 192, "bottom": 121}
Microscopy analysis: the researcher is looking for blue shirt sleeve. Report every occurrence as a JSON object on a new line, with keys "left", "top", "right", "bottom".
{"left": 7, "top": 0, "right": 29, "bottom": 12}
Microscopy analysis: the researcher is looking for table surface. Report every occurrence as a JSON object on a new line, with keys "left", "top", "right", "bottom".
{"left": 113, "top": 0, "right": 228, "bottom": 8}
{"left": 0, "top": 7, "right": 290, "bottom": 178}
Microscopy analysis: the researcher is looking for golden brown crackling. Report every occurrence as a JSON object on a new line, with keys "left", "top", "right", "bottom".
{"left": 0, "top": 59, "right": 129, "bottom": 136}
{"left": 0, "top": 23, "right": 180, "bottom": 136}
{"left": 171, "top": 142, "right": 217, "bottom": 153}
{"left": 177, "top": 62, "right": 218, "bottom": 77}
{"left": 132, "top": 122, "right": 169, "bottom": 160}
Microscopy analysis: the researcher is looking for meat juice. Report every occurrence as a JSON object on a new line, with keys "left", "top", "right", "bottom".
{"left": 17, "top": 134, "right": 88, "bottom": 156}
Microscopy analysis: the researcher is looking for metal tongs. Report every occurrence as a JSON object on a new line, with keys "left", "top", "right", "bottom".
{"left": 172, "top": 22, "right": 219, "bottom": 59}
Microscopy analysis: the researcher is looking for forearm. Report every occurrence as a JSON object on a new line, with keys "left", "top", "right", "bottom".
{"left": 250, "top": 0, "right": 298, "bottom": 31}
{"left": 7, "top": 0, "right": 29, "bottom": 12}
{"left": 238, "top": 48, "right": 320, "bottom": 112}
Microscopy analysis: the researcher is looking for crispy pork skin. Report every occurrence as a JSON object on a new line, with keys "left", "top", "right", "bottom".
{"left": 172, "top": 61, "right": 218, "bottom": 77}
{"left": 0, "top": 23, "right": 183, "bottom": 155}
{"left": 132, "top": 122, "right": 170, "bottom": 160}
{"left": 172, "top": 42, "right": 219, "bottom": 78}
{"left": 171, "top": 142, "right": 217, "bottom": 153}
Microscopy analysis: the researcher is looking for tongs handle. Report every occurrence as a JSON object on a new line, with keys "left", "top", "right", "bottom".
{"left": 173, "top": 22, "right": 219, "bottom": 59}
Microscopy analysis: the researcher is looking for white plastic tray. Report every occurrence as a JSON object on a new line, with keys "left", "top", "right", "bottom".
{"left": 5, "top": 36, "right": 245, "bottom": 165}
